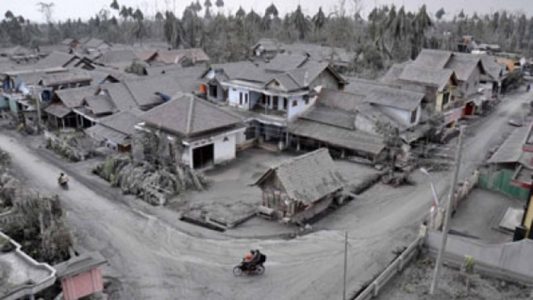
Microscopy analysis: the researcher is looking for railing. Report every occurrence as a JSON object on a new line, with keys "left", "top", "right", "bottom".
{"left": 352, "top": 236, "right": 423, "bottom": 300}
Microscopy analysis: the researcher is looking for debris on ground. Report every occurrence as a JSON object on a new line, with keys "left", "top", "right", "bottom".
{"left": 45, "top": 131, "right": 93, "bottom": 162}
{"left": 377, "top": 255, "right": 532, "bottom": 300}
{"left": 93, "top": 155, "right": 208, "bottom": 205}
{"left": 0, "top": 148, "right": 72, "bottom": 264}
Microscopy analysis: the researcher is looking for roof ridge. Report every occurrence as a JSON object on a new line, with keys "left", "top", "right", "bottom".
{"left": 275, "top": 148, "right": 329, "bottom": 169}
{"left": 185, "top": 94, "right": 195, "bottom": 135}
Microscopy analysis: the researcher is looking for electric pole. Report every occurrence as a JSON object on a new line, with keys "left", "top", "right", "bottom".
{"left": 343, "top": 231, "right": 348, "bottom": 300}
{"left": 430, "top": 125, "right": 465, "bottom": 294}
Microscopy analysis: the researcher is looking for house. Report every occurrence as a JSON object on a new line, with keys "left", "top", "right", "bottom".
{"left": 344, "top": 78, "right": 424, "bottom": 129}
{"left": 251, "top": 38, "right": 283, "bottom": 59}
{"left": 54, "top": 252, "right": 107, "bottom": 300}
{"left": 251, "top": 38, "right": 356, "bottom": 72}
{"left": 85, "top": 110, "right": 142, "bottom": 152}
{"left": 145, "top": 48, "right": 210, "bottom": 66}
{"left": 254, "top": 148, "right": 347, "bottom": 223}
{"left": 479, "top": 54, "right": 508, "bottom": 98}
{"left": 82, "top": 38, "right": 111, "bottom": 54}
{"left": 383, "top": 62, "right": 460, "bottom": 125}
{"left": 134, "top": 93, "right": 246, "bottom": 169}
{"left": 479, "top": 123, "right": 533, "bottom": 201}
{"left": 200, "top": 58, "right": 347, "bottom": 149}
{"left": 61, "top": 38, "right": 81, "bottom": 49}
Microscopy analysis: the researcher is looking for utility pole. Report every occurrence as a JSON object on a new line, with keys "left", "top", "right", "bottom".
{"left": 429, "top": 125, "right": 465, "bottom": 295}
{"left": 343, "top": 231, "right": 348, "bottom": 300}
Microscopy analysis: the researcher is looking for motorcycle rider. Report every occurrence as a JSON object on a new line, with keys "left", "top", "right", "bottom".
{"left": 58, "top": 172, "right": 69, "bottom": 185}
{"left": 242, "top": 251, "right": 254, "bottom": 270}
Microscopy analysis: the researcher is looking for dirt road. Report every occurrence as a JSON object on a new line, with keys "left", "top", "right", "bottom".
{"left": 0, "top": 91, "right": 528, "bottom": 299}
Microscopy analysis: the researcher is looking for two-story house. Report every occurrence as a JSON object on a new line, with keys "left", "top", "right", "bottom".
{"left": 200, "top": 55, "right": 347, "bottom": 150}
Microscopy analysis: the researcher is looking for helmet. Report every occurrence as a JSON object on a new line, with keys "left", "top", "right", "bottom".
{"left": 244, "top": 253, "right": 253, "bottom": 260}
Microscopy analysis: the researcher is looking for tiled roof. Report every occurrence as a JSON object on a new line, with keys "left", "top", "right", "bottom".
{"left": 142, "top": 93, "right": 242, "bottom": 137}
{"left": 290, "top": 118, "right": 386, "bottom": 156}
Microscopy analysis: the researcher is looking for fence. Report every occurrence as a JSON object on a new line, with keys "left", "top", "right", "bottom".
{"left": 352, "top": 236, "right": 423, "bottom": 300}
{"left": 478, "top": 168, "right": 529, "bottom": 201}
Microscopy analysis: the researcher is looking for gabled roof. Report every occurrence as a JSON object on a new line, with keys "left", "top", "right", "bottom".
{"left": 290, "top": 119, "right": 386, "bottom": 156}
{"left": 301, "top": 105, "right": 355, "bottom": 130}
{"left": 365, "top": 85, "right": 424, "bottom": 111}
{"left": 44, "top": 103, "right": 71, "bottom": 118}
{"left": 34, "top": 51, "right": 78, "bottom": 69}
{"left": 263, "top": 54, "right": 309, "bottom": 72}
{"left": 444, "top": 53, "right": 486, "bottom": 81}
{"left": 55, "top": 85, "right": 97, "bottom": 108}
{"left": 399, "top": 64, "right": 457, "bottom": 90}
{"left": 95, "top": 49, "right": 138, "bottom": 65}
{"left": 345, "top": 78, "right": 424, "bottom": 111}
{"left": 252, "top": 38, "right": 282, "bottom": 52}
{"left": 151, "top": 48, "right": 209, "bottom": 64}
{"left": 84, "top": 38, "right": 110, "bottom": 49}
{"left": 479, "top": 55, "right": 506, "bottom": 81}
{"left": 317, "top": 88, "right": 365, "bottom": 112}
{"left": 84, "top": 94, "right": 115, "bottom": 115}
{"left": 99, "top": 82, "right": 138, "bottom": 111}
{"left": 412, "top": 49, "right": 452, "bottom": 69}
{"left": 254, "top": 148, "right": 347, "bottom": 204}
{"left": 39, "top": 70, "right": 92, "bottom": 86}
{"left": 142, "top": 93, "right": 242, "bottom": 137}
{"left": 55, "top": 252, "right": 106, "bottom": 279}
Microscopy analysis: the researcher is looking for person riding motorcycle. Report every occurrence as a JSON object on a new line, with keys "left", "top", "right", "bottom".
{"left": 58, "top": 172, "right": 69, "bottom": 185}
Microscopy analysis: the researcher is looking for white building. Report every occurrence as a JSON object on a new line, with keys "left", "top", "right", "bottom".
{"left": 134, "top": 93, "right": 245, "bottom": 169}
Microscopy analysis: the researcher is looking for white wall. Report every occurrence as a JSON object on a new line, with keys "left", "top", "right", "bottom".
{"left": 228, "top": 87, "right": 251, "bottom": 110}
{"left": 379, "top": 105, "right": 421, "bottom": 127}
{"left": 213, "top": 133, "right": 236, "bottom": 164}
{"left": 287, "top": 94, "right": 317, "bottom": 120}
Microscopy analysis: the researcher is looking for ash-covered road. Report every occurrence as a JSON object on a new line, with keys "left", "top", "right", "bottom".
{"left": 0, "top": 91, "right": 528, "bottom": 300}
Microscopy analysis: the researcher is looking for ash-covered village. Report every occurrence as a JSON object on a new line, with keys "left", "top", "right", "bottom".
{"left": 2, "top": 0, "right": 533, "bottom": 299}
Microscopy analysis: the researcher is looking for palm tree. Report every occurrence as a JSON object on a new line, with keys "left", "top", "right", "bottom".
{"left": 312, "top": 7, "right": 326, "bottom": 32}
{"left": 292, "top": 5, "right": 309, "bottom": 40}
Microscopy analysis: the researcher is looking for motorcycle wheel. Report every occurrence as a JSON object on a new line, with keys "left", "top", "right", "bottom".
{"left": 233, "top": 266, "right": 243, "bottom": 276}
{"left": 255, "top": 265, "right": 265, "bottom": 275}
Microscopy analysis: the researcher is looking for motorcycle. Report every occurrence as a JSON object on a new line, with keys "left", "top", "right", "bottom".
{"left": 233, "top": 251, "right": 267, "bottom": 276}
{"left": 233, "top": 262, "right": 265, "bottom": 276}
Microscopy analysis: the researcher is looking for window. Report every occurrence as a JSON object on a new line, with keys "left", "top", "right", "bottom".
{"left": 283, "top": 98, "right": 288, "bottom": 110}
{"left": 410, "top": 109, "right": 417, "bottom": 124}
{"left": 239, "top": 92, "right": 243, "bottom": 105}
{"left": 245, "top": 93, "right": 249, "bottom": 104}
{"left": 292, "top": 100, "right": 297, "bottom": 107}
{"left": 442, "top": 91, "right": 450, "bottom": 107}
{"left": 267, "top": 96, "right": 270, "bottom": 106}
{"left": 223, "top": 136, "right": 229, "bottom": 142}
{"left": 303, "top": 95, "right": 310, "bottom": 105}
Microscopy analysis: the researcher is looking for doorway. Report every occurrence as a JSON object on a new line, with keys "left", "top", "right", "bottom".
{"left": 192, "top": 144, "right": 214, "bottom": 169}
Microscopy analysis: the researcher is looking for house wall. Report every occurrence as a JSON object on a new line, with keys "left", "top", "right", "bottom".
{"left": 228, "top": 87, "right": 251, "bottom": 110}
{"left": 0, "top": 95, "right": 8, "bottom": 109}
{"left": 379, "top": 105, "right": 420, "bottom": 126}
{"left": 183, "top": 128, "right": 244, "bottom": 168}
{"left": 310, "top": 69, "right": 340, "bottom": 90}
{"left": 8, "top": 96, "right": 18, "bottom": 113}
{"left": 61, "top": 268, "right": 104, "bottom": 300}
{"left": 459, "top": 67, "right": 481, "bottom": 98}
{"left": 286, "top": 95, "right": 311, "bottom": 120}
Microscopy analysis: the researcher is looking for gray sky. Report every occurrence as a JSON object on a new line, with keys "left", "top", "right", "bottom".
{"left": 3, "top": 0, "right": 533, "bottom": 22}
